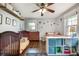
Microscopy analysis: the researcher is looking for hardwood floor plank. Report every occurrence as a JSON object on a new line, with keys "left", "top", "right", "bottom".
{"left": 22, "top": 40, "right": 46, "bottom": 56}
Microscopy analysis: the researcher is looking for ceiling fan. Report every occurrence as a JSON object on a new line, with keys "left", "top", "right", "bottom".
{"left": 32, "top": 3, "right": 55, "bottom": 16}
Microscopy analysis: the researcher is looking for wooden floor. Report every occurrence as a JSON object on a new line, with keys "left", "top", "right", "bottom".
{"left": 22, "top": 40, "right": 46, "bottom": 56}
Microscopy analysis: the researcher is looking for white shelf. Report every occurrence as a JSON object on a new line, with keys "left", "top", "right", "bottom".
{"left": 46, "top": 36, "right": 79, "bottom": 38}
{"left": 46, "top": 37, "right": 78, "bottom": 56}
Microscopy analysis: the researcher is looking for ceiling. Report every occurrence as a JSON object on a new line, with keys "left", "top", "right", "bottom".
{"left": 12, "top": 3, "right": 76, "bottom": 19}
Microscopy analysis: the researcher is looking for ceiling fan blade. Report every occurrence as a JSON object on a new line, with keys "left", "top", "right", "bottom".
{"left": 36, "top": 3, "right": 40, "bottom": 7}
{"left": 46, "top": 8, "right": 55, "bottom": 13}
{"left": 32, "top": 9, "right": 40, "bottom": 12}
{"left": 47, "top": 3, "right": 54, "bottom": 6}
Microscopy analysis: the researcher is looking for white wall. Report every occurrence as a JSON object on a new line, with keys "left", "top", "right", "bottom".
{"left": 55, "top": 17, "right": 64, "bottom": 35}
{"left": 56, "top": 9, "right": 77, "bottom": 36}
{"left": 0, "top": 9, "right": 24, "bottom": 33}
{"left": 55, "top": 4, "right": 79, "bottom": 36}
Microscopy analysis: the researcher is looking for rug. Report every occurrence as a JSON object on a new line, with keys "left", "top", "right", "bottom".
{"left": 25, "top": 48, "right": 47, "bottom": 56}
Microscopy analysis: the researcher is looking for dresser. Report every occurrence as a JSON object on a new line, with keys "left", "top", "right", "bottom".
{"left": 19, "top": 31, "right": 39, "bottom": 41}
{"left": 29, "top": 32, "right": 39, "bottom": 41}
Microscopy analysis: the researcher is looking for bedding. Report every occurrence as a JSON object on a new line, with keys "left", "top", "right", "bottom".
{"left": 20, "top": 37, "right": 29, "bottom": 54}
{"left": 45, "top": 32, "right": 63, "bottom": 37}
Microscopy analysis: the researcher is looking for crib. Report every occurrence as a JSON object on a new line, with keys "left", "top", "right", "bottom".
{"left": 0, "top": 31, "right": 29, "bottom": 56}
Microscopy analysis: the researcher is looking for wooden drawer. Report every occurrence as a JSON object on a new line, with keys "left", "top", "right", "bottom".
{"left": 29, "top": 32, "right": 39, "bottom": 41}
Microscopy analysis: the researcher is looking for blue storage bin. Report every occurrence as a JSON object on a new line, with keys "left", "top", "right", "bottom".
{"left": 48, "top": 39, "right": 56, "bottom": 46}
{"left": 71, "top": 38, "right": 78, "bottom": 46}
{"left": 48, "top": 47, "right": 56, "bottom": 54}
{"left": 56, "top": 38, "right": 63, "bottom": 46}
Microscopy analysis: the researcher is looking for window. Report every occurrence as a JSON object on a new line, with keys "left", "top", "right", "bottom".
{"left": 66, "top": 15, "right": 77, "bottom": 36}
{"left": 28, "top": 22, "right": 36, "bottom": 31}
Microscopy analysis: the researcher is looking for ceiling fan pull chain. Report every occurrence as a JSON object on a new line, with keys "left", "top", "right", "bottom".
{"left": 41, "top": 12, "right": 43, "bottom": 16}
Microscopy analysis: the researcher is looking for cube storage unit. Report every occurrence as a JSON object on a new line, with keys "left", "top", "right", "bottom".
{"left": 46, "top": 37, "right": 78, "bottom": 56}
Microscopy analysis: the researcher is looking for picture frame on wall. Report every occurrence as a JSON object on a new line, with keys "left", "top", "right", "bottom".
{"left": 6, "top": 17, "right": 11, "bottom": 25}
{"left": 12, "top": 19, "right": 17, "bottom": 26}
{"left": 0, "top": 14, "right": 2, "bottom": 24}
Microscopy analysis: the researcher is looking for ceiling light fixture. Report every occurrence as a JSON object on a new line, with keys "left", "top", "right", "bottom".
{"left": 38, "top": 9, "right": 46, "bottom": 13}
{"left": 38, "top": 9, "right": 46, "bottom": 16}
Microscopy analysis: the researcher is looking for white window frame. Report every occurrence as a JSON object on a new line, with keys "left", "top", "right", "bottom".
{"left": 65, "top": 15, "right": 77, "bottom": 36}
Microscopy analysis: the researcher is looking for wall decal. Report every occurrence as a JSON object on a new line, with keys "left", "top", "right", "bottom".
{"left": 0, "top": 14, "right": 2, "bottom": 24}
{"left": 76, "top": 11, "right": 77, "bottom": 14}
{"left": 51, "top": 24, "right": 52, "bottom": 26}
{"left": 43, "top": 22, "right": 45, "bottom": 24}
{"left": 60, "top": 18, "right": 62, "bottom": 21}
{"left": 53, "top": 23, "right": 55, "bottom": 24}
{"left": 6, "top": 17, "right": 11, "bottom": 25}
{"left": 39, "top": 21, "right": 41, "bottom": 24}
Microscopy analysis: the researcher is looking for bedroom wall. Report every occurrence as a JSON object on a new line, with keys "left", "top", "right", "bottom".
{"left": 25, "top": 18, "right": 64, "bottom": 39}
{"left": 0, "top": 9, "right": 24, "bottom": 33}
{"left": 55, "top": 4, "right": 79, "bottom": 36}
